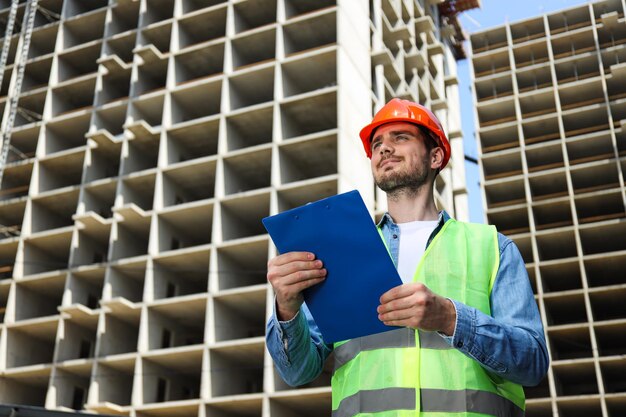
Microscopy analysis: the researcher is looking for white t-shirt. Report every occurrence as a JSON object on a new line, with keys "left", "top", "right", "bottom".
{"left": 397, "top": 220, "right": 439, "bottom": 284}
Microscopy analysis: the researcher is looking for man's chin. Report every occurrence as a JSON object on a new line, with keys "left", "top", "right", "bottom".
{"left": 375, "top": 177, "right": 402, "bottom": 192}
{"left": 375, "top": 174, "right": 428, "bottom": 194}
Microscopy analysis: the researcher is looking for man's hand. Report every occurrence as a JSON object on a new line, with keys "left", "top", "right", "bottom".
{"left": 267, "top": 252, "right": 327, "bottom": 321}
{"left": 377, "top": 282, "right": 456, "bottom": 336}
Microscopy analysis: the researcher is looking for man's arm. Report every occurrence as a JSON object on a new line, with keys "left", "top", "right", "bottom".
{"left": 265, "top": 251, "right": 332, "bottom": 386}
{"left": 446, "top": 234, "right": 549, "bottom": 386}
{"left": 266, "top": 303, "right": 333, "bottom": 386}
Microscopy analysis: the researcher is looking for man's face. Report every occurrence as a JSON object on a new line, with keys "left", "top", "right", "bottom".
{"left": 369, "top": 122, "right": 436, "bottom": 193}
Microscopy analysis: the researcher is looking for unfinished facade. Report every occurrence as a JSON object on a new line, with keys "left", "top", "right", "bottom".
{"left": 471, "top": 0, "right": 626, "bottom": 416}
{"left": 0, "top": 0, "right": 469, "bottom": 416}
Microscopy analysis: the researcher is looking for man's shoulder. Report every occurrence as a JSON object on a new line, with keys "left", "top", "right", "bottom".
{"left": 448, "top": 220, "right": 512, "bottom": 252}
{"left": 449, "top": 219, "right": 497, "bottom": 234}
{"left": 495, "top": 229, "right": 513, "bottom": 242}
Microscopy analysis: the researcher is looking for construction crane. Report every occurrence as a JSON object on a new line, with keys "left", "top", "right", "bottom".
{"left": 0, "top": 0, "right": 19, "bottom": 91}
{"left": 438, "top": 0, "right": 481, "bottom": 59}
{"left": 0, "top": 0, "right": 39, "bottom": 188}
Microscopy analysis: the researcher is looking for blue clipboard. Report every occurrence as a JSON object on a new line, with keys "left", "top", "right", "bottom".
{"left": 262, "top": 190, "right": 402, "bottom": 343}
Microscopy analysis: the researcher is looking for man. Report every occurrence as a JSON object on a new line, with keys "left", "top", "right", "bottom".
{"left": 266, "top": 98, "right": 549, "bottom": 416}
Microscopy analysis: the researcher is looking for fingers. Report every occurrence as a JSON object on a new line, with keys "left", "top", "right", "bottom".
{"left": 291, "top": 275, "right": 327, "bottom": 293}
{"left": 378, "top": 308, "right": 416, "bottom": 325}
{"left": 379, "top": 282, "right": 425, "bottom": 304}
{"left": 282, "top": 266, "right": 327, "bottom": 287}
{"left": 378, "top": 293, "right": 422, "bottom": 324}
{"left": 268, "top": 252, "right": 326, "bottom": 282}
{"left": 377, "top": 283, "right": 437, "bottom": 329}
{"left": 377, "top": 294, "right": 414, "bottom": 315}
{"left": 377, "top": 284, "right": 420, "bottom": 326}
{"left": 277, "top": 260, "right": 325, "bottom": 283}
{"left": 270, "top": 251, "right": 315, "bottom": 267}
{"left": 267, "top": 251, "right": 327, "bottom": 318}
{"left": 268, "top": 257, "right": 326, "bottom": 287}
{"left": 267, "top": 252, "right": 326, "bottom": 320}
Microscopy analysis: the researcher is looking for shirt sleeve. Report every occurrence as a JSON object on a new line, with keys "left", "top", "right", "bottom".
{"left": 265, "top": 299, "right": 333, "bottom": 387}
{"left": 441, "top": 234, "right": 550, "bottom": 386}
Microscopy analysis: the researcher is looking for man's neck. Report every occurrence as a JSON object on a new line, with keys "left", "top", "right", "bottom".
{"left": 386, "top": 187, "right": 439, "bottom": 223}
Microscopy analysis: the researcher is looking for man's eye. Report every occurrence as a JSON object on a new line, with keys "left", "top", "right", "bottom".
{"left": 396, "top": 135, "right": 408, "bottom": 141}
{"left": 371, "top": 141, "right": 381, "bottom": 150}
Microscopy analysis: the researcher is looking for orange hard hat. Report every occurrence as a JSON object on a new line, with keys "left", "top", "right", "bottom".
{"left": 359, "top": 98, "right": 451, "bottom": 169}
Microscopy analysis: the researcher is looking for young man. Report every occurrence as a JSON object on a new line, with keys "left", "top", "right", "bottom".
{"left": 266, "top": 99, "right": 549, "bottom": 416}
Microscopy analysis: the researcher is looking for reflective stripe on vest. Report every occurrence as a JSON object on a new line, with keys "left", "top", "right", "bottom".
{"left": 331, "top": 388, "right": 524, "bottom": 417}
{"left": 334, "top": 328, "right": 450, "bottom": 371}
{"left": 331, "top": 219, "right": 525, "bottom": 416}
{"left": 332, "top": 388, "right": 415, "bottom": 417}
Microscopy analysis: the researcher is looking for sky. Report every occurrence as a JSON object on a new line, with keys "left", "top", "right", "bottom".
{"left": 457, "top": 0, "right": 593, "bottom": 223}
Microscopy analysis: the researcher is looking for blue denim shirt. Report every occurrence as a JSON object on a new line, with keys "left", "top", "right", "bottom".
{"left": 266, "top": 211, "right": 549, "bottom": 387}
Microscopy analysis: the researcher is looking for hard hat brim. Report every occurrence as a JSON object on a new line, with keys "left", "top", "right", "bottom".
{"left": 359, "top": 119, "right": 451, "bottom": 169}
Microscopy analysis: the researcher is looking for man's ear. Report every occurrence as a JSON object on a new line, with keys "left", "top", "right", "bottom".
{"left": 431, "top": 147, "right": 444, "bottom": 170}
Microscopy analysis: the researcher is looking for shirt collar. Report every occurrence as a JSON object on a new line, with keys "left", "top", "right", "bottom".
{"left": 377, "top": 210, "right": 451, "bottom": 228}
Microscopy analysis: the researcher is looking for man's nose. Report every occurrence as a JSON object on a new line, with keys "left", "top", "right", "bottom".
{"left": 378, "top": 137, "right": 393, "bottom": 154}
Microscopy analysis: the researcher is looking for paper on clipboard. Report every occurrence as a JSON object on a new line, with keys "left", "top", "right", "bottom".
{"left": 262, "top": 190, "right": 402, "bottom": 343}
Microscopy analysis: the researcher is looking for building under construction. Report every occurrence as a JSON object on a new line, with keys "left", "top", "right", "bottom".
{"left": 0, "top": 0, "right": 472, "bottom": 415}
{"left": 471, "top": 0, "right": 626, "bottom": 416}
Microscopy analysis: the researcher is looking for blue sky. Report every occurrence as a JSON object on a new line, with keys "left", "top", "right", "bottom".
{"left": 457, "top": 0, "right": 592, "bottom": 222}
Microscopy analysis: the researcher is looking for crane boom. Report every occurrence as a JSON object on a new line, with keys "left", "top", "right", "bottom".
{"left": 0, "top": 0, "right": 39, "bottom": 188}
{"left": 0, "top": 0, "right": 19, "bottom": 91}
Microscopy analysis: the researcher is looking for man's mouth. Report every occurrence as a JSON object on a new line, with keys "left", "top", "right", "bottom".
{"left": 379, "top": 158, "right": 401, "bottom": 168}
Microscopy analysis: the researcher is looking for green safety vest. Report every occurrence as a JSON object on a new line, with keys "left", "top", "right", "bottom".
{"left": 331, "top": 219, "right": 525, "bottom": 417}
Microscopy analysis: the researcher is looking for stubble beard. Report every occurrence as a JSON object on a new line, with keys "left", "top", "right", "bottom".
{"left": 374, "top": 158, "right": 428, "bottom": 200}
{"left": 374, "top": 156, "right": 430, "bottom": 201}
